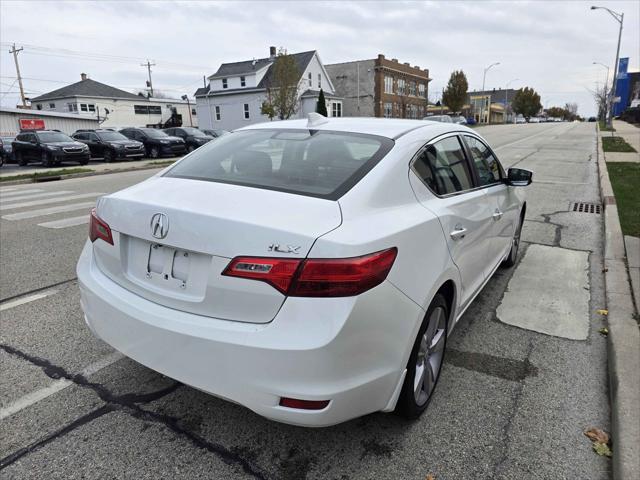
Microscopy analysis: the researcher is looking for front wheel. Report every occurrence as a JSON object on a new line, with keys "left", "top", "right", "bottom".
{"left": 103, "top": 149, "right": 113, "bottom": 163}
{"left": 149, "top": 146, "right": 160, "bottom": 159}
{"left": 41, "top": 151, "right": 53, "bottom": 167}
{"left": 396, "top": 293, "right": 448, "bottom": 419}
{"left": 16, "top": 151, "right": 27, "bottom": 166}
{"left": 502, "top": 213, "right": 524, "bottom": 267}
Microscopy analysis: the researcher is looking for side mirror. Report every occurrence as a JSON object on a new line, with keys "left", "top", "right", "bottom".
{"left": 506, "top": 168, "right": 533, "bottom": 186}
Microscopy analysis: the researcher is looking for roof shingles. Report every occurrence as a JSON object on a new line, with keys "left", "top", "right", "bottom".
{"left": 31, "top": 78, "right": 142, "bottom": 102}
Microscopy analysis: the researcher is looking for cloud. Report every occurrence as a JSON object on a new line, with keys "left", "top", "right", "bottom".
{"left": 1, "top": 0, "right": 638, "bottom": 116}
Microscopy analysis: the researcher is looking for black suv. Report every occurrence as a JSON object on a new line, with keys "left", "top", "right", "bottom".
{"left": 72, "top": 129, "right": 144, "bottom": 162}
{"left": 202, "top": 129, "right": 229, "bottom": 139}
{"left": 163, "top": 127, "right": 213, "bottom": 152}
{"left": 12, "top": 130, "right": 90, "bottom": 167}
{"left": 119, "top": 127, "right": 186, "bottom": 158}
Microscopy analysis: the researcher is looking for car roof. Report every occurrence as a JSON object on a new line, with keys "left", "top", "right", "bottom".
{"left": 239, "top": 117, "right": 461, "bottom": 140}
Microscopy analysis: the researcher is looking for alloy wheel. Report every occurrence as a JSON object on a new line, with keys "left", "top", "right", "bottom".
{"left": 413, "top": 306, "right": 447, "bottom": 406}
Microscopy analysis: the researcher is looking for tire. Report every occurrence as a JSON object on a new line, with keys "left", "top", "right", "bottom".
{"left": 103, "top": 149, "right": 114, "bottom": 163}
{"left": 79, "top": 158, "right": 89, "bottom": 166}
{"left": 149, "top": 146, "right": 160, "bottom": 159}
{"left": 0, "top": 155, "right": 4, "bottom": 167}
{"left": 41, "top": 151, "right": 53, "bottom": 168}
{"left": 187, "top": 145, "right": 195, "bottom": 153}
{"left": 16, "top": 151, "right": 27, "bottom": 166}
{"left": 502, "top": 212, "right": 524, "bottom": 267}
{"left": 396, "top": 293, "right": 449, "bottom": 419}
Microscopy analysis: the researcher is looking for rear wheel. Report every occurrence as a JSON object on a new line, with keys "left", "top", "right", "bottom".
{"left": 79, "top": 158, "right": 89, "bottom": 166}
{"left": 41, "top": 151, "right": 53, "bottom": 167}
{"left": 16, "top": 151, "right": 27, "bottom": 166}
{"left": 502, "top": 213, "right": 524, "bottom": 267}
{"left": 396, "top": 293, "right": 448, "bottom": 419}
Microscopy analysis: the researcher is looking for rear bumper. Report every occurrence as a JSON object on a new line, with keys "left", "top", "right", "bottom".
{"left": 77, "top": 242, "right": 423, "bottom": 426}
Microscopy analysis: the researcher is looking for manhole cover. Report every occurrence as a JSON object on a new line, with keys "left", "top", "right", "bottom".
{"left": 571, "top": 202, "right": 601, "bottom": 214}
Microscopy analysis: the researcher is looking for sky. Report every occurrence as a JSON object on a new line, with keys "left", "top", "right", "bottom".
{"left": 1, "top": 0, "right": 639, "bottom": 117}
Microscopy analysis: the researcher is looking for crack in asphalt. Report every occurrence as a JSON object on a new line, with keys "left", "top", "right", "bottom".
{"left": 0, "top": 277, "right": 78, "bottom": 304}
{"left": 0, "top": 344, "right": 270, "bottom": 480}
{"left": 539, "top": 210, "right": 567, "bottom": 247}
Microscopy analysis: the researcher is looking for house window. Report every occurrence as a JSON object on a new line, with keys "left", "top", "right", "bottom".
{"left": 308, "top": 72, "right": 312, "bottom": 87}
{"left": 222, "top": 78, "right": 228, "bottom": 89}
{"left": 36, "top": 104, "right": 42, "bottom": 110}
{"left": 243, "top": 103, "right": 250, "bottom": 120}
{"left": 331, "top": 102, "right": 342, "bottom": 117}
{"left": 191, "top": 108, "right": 197, "bottom": 116}
{"left": 67, "top": 103, "right": 78, "bottom": 112}
{"left": 317, "top": 73, "right": 321, "bottom": 89}
{"left": 383, "top": 102, "right": 392, "bottom": 118}
{"left": 49, "top": 103, "right": 55, "bottom": 109}
{"left": 397, "top": 79, "right": 405, "bottom": 96}
{"left": 418, "top": 83, "right": 426, "bottom": 98}
{"left": 408, "top": 81, "right": 416, "bottom": 96}
{"left": 384, "top": 76, "right": 393, "bottom": 94}
{"left": 240, "top": 76, "right": 246, "bottom": 87}
{"left": 215, "top": 105, "right": 221, "bottom": 121}
{"left": 134, "top": 105, "right": 162, "bottom": 115}
{"left": 80, "top": 104, "right": 88, "bottom": 112}
{"left": 88, "top": 104, "right": 95, "bottom": 112}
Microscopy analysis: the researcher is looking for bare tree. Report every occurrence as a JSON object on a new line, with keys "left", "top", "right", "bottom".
{"left": 591, "top": 85, "right": 608, "bottom": 121}
{"left": 261, "top": 48, "right": 300, "bottom": 120}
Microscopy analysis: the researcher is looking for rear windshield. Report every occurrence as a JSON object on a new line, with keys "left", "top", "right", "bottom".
{"left": 164, "top": 129, "right": 394, "bottom": 199}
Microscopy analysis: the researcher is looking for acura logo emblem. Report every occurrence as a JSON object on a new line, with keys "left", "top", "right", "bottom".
{"left": 150, "top": 213, "right": 169, "bottom": 239}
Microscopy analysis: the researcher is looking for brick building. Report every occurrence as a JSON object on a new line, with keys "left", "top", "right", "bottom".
{"left": 326, "top": 54, "right": 430, "bottom": 118}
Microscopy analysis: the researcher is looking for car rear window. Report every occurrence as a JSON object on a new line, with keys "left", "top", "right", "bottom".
{"left": 164, "top": 129, "right": 394, "bottom": 199}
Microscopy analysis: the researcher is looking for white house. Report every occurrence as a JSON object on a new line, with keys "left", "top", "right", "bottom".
{"left": 195, "top": 47, "right": 342, "bottom": 131}
{"left": 29, "top": 74, "right": 198, "bottom": 129}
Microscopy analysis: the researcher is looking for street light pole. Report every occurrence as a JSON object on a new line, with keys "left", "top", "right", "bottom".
{"left": 482, "top": 62, "right": 500, "bottom": 92}
{"left": 593, "top": 62, "right": 610, "bottom": 121}
{"left": 482, "top": 62, "right": 499, "bottom": 124}
{"left": 591, "top": 6, "right": 624, "bottom": 127}
{"left": 504, "top": 78, "right": 519, "bottom": 124}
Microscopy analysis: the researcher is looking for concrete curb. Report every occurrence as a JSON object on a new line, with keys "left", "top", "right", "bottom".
{"left": 0, "top": 162, "right": 171, "bottom": 187}
{"left": 596, "top": 123, "right": 640, "bottom": 479}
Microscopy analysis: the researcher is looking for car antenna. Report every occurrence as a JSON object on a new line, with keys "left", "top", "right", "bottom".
{"left": 307, "top": 112, "right": 329, "bottom": 128}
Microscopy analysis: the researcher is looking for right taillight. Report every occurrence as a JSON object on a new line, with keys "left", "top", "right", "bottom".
{"left": 223, "top": 247, "right": 397, "bottom": 298}
{"left": 89, "top": 208, "right": 113, "bottom": 245}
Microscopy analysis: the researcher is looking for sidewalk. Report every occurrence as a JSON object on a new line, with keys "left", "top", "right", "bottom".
{"left": 602, "top": 120, "right": 640, "bottom": 163}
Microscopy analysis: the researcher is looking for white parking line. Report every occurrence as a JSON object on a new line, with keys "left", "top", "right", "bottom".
{"left": 0, "top": 290, "right": 58, "bottom": 312}
{"left": 0, "top": 188, "right": 44, "bottom": 198}
{"left": 2, "top": 202, "right": 95, "bottom": 221}
{"left": 38, "top": 215, "right": 89, "bottom": 229}
{"left": 0, "top": 186, "right": 18, "bottom": 193}
{"left": 0, "top": 351, "right": 124, "bottom": 421}
{"left": 0, "top": 193, "right": 104, "bottom": 212}
{"left": 0, "top": 190, "right": 74, "bottom": 204}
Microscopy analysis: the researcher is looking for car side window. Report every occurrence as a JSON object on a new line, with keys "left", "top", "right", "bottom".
{"left": 412, "top": 136, "right": 473, "bottom": 195}
{"left": 88, "top": 133, "right": 99, "bottom": 141}
{"left": 75, "top": 133, "right": 87, "bottom": 140}
{"left": 464, "top": 135, "right": 503, "bottom": 186}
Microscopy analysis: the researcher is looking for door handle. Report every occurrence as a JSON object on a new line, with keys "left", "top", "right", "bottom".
{"left": 493, "top": 209, "right": 504, "bottom": 221}
{"left": 450, "top": 226, "right": 468, "bottom": 240}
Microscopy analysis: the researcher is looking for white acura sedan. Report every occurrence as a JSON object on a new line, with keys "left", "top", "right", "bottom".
{"left": 77, "top": 115, "right": 532, "bottom": 427}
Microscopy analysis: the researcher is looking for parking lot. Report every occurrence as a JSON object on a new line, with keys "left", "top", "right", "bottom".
{"left": 0, "top": 122, "right": 611, "bottom": 479}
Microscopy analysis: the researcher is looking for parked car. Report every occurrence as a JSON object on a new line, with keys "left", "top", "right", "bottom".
{"left": 423, "top": 115, "right": 453, "bottom": 123}
{"left": 163, "top": 127, "right": 214, "bottom": 153}
{"left": 465, "top": 117, "right": 477, "bottom": 125}
{"left": 515, "top": 116, "right": 527, "bottom": 124}
{"left": 72, "top": 129, "right": 145, "bottom": 162}
{"left": 202, "top": 129, "right": 230, "bottom": 139}
{"left": 588, "top": 117, "right": 597, "bottom": 122}
{"left": 119, "top": 127, "right": 186, "bottom": 158}
{"left": 78, "top": 116, "right": 532, "bottom": 427}
{"left": 12, "top": 130, "right": 90, "bottom": 167}
{"left": 0, "top": 136, "right": 15, "bottom": 164}
{"left": 450, "top": 116, "right": 467, "bottom": 125}
{"left": 529, "top": 117, "right": 540, "bottom": 123}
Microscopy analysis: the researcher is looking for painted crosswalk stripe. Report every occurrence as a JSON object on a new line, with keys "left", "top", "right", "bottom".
{"left": 0, "top": 190, "right": 74, "bottom": 204}
{"left": 0, "top": 192, "right": 104, "bottom": 212}
{"left": 0, "top": 351, "right": 124, "bottom": 421}
{"left": 0, "top": 186, "right": 18, "bottom": 193}
{"left": 0, "top": 188, "right": 44, "bottom": 198}
{"left": 38, "top": 215, "right": 90, "bottom": 229}
{"left": 2, "top": 202, "right": 95, "bottom": 221}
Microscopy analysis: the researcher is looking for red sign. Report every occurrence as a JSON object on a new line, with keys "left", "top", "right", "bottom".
{"left": 19, "top": 118, "right": 45, "bottom": 130}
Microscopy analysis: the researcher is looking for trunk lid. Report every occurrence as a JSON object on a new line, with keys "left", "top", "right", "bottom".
{"left": 93, "top": 176, "right": 342, "bottom": 323}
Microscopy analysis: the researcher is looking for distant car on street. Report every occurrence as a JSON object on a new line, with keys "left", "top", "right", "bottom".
{"left": 12, "top": 130, "right": 90, "bottom": 167}
{"left": 515, "top": 116, "right": 526, "bottom": 124}
{"left": 451, "top": 116, "right": 467, "bottom": 125}
{"left": 163, "top": 127, "right": 214, "bottom": 153}
{"left": 588, "top": 117, "right": 597, "bottom": 122}
{"left": 202, "top": 129, "right": 230, "bottom": 139}
{"left": 529, "top": 117, "right": 540, "bottom": 123}
{"left": 72, "top": 129, "right": 144, "bottom": 162}
{"left": 119, "top": 127, "right": 186, "bottom": 159}
{"left": 423, "top": 115, "right": 453, "bottom": 123}
{"left": 465, "top": 117, "right": 477, "bottom": 125}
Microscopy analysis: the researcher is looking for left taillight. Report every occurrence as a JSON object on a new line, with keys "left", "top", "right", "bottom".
{"left": 89, "top": 208, "right": 113, "bottom": 245}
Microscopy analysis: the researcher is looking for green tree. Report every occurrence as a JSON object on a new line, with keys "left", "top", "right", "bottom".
{"left": 442, "top": 70, "right": 468, "bottom": 113}
{"left": 316, "top": 89, "right": 328, "bottom": 116}
{"left": 261, "top": 48, "right": 300, "bottom": 120}
{"left": 512, "top": 87, "right": 542, "bottom": 119}
{"left": 547, "top": 106, "right": 567, "bottom": 119}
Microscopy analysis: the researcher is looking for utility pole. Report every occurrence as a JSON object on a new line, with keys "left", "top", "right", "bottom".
{"left": 141, "top": 60, "right": 156, "bottom": 97}
{"left": 9, "top": 43, "right": 27, "bottom": 107}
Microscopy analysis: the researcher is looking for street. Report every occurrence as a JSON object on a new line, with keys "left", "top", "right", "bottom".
{"left": 0, "top": 122, "right": 610, "bottom": 479}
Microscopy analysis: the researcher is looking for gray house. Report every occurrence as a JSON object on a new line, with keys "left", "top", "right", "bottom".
{"left": 195, "top": 47, "right": 342, "bottom": 131}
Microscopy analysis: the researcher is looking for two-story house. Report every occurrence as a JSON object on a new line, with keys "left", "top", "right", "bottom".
{"left": 194, "top": 47, "right": 342, "bottom": 131}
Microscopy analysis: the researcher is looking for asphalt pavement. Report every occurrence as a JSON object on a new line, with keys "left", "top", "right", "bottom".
{"left": 0, "top": 122, "right": 611, "bottom": 479}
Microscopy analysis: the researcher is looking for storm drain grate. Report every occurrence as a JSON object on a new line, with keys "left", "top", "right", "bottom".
{"left": 571, "top": 202, "right": 601, "bottom": 214}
